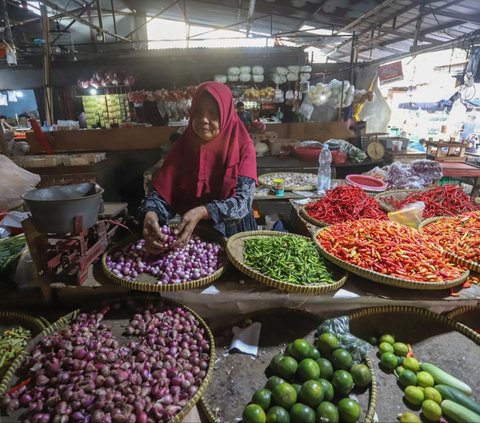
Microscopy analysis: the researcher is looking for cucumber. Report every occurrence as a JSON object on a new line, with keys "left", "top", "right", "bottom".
{"left": 436, "top": 385, "right": 480, "bottom": 415}
{"left": 441, "top": 399, "right": 480, "bottom": 423}
{"left": 420, "top": 362, "right": 472, "bottom": 396}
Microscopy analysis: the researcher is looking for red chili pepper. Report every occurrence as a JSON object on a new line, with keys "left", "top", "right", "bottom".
{"left": 305, "top": 186, "right": 387, "bottom": 224}
{"left": 7, "top": 377, "right": 31, "bottom": 395}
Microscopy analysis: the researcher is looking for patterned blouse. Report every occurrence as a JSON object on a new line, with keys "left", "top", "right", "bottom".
{"left": 140, "top": 176, "right": 257, "bottom": 237}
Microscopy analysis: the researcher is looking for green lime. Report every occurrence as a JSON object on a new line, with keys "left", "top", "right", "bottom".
{"left": 416, "top": 371, "right": 434, "bottom": 388}
{"left": 421, "top": 399, "right": 442, "bottom": 422}
{"left": 296, "top": 358, "right": 321, "bottom": 382}
{"left": 337, "top": 398, "right": 361, "bottom": 423}
{"left": 266, "top": 376, "right": 286, "bottom": 391}
{"left": 393, "top": 342, "right": 409, "bottom": 357}
{"left": 330, "top": 349, "right": 353, "bottom": 371}
{"left": 368, "top": 336, "right": 378, "bottom": 346}
{"left": 271, "top": 354, "right": 284, "bottom": 371}
{"left": 398, "top": 412, "right": 421, "bottom": 423}
{"left": 243, "top": 404, "right": 267, "bottom": 423}
{"left": 317, "top": 378, "right": 334, "bottom": 402}
{"left": 290, "top": 339, "right": 313, "bottom": 361}
{"left": 403, "top": 357, "right": 420, "bottom": 373}
{"left": 252, "top": 388, "right": 272, "bottom": 411}
{"left": 398, "top": 369, "right": 417, "bottom": 388}
{"left": 404, "top": 386, "right": 425, "bottom": 406}
{"left": 286, "top": 343, "right": 295, "bottom": 358}
{"left": 423, "top": 387, "right": 442, "bottom": 405}
{"left": 292, "top": 383, "right": 302, "bottom": 396}
{"left": 396, "top": 366, "right": 405, "bottom": 375}
{"left": 307, "top": 346, "right": 321, "bottom": 360}
{"left": 350, "top": 364, "right": 372, "bottom": 388}
{"left": 315, "top": 401, "right": 339, "bottom": 423}
{"left": 276, "top": 356, "right": 299, "bottom": 381}
{"left": 316, "top": 358, "right": 333, "bottom": 380}
{"left": 299, "top": 380, "right": 324, "bottom": 408}
{"left": 315, "top": 333, "right": 339, "bottom": 357}
{"left": 266, "top": 406, "right": 291, "bottom": 423}
{"left": 290, "top": 403, "right": 316, "bottom": 423}
{"left": 380, "top": 352, "right": 398, "bottom": 369}
{"left": 379, "top": 334, "right": 395, "bottom": 345}
{"left": 331, "top": 370, "right": 353, "bottom": 396}
{"left": 379, "top": 342, "right": 395, "bottom": 354}
{"left": 272, "top": 383, "right": 297, "bottom": 409}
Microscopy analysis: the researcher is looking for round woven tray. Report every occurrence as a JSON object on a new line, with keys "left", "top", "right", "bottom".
{"left": 258, "top": 172, "right": 317, "bottom": 191}
{"left": 314, "top": 227, "right": 469, "bottom": 290}
{"left": 374, "top": 189, "right": 424, "bottom": 212}
{"left": 446, "top": 305, "right": 480, "bottom": 337}
{"left": 102, "top": 225, "right": 228, "bottom": 292}
{"left": 226, "top": 230, "right": 348, "bottom": 294}
{"left": 0, "top": 312, "right": 48, "bottom": 397}
{"left": 2, "top": 296, "right": 215, "bottom": 423}
{"left": 346, "top": 305, "right": 480, "bottom": 423}
{"left": 200, "top": 308, "right": 377, "bottom": 423}
{"left": 298, "top": 205, "right": 330, "bottom": 228}
{"left": 419, "top": 216, "right": 480, "bottom": 273}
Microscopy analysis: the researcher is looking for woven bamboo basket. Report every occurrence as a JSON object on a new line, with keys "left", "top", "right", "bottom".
{"left": 0, "top": 312, "right": 49, "bottom": 397}
{"left": 419, "top": 216, "right": 480, "bottom": 272}
{"left": 258, "top": 172, "right": 317, "bottom": 191}
{"left": 200, "top": 308, "right": 377, "bottom": 423}
{"left": 226, "top": 230, "right": 348, "bottom": 294}
{"left": 1, "top": 296, "right": 215, "bottom": 423}
{"left": 346, "top": 305, "right": 480, "bottom": 423}
{"left": 446, "top": 305, "right": 480, "bottom": 337}
{"left": 298, "top": 205, "right": 330, "bottom": 228}
{"left": 314, "top": 227, "right": 469, "bottom": 290}
{"left": 374, "top": 189, "right": 424, "bottom": 212}
{"left": 102, "top": 225, "right": 228, "bottom": 292}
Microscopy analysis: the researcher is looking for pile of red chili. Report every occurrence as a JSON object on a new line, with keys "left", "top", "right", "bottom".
{"left": 420, "top": 211, "right": 480, "bottom": 263}
{"left": 316, "top": 219, "right": 466, "bottom": 282}
{"left": 305, "top": 186, "right": 387, "bottom": 224}
{"left": 385, "top": 185, "right": 478, "bottom": 218}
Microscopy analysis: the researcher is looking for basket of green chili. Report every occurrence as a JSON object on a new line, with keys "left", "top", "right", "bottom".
{"left": 0, "top": 312, "right": 48, "bottom": 397}
{"left": 226, "top": 230, "right": 348, "bottom": 294}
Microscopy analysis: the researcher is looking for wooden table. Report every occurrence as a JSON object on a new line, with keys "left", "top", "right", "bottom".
{"left": 440, "top": 161, "right": 480, "bottom": 197}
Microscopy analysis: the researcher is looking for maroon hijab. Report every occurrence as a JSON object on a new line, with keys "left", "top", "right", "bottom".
{"left": 152, "top": 81, "right": 257, "bottom": 215}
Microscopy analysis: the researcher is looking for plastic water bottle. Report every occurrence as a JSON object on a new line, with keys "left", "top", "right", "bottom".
{"left": 317, "top": 144, "right": 332, "bottom": 194}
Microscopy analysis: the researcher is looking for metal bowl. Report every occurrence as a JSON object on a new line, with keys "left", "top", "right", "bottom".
{"left": 21, "top": 183, "right": 104, "bottom": 234}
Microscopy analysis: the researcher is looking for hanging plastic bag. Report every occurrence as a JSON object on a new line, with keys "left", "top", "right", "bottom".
{"left": 388, "top": 201, "right": 425, "bottom": 228}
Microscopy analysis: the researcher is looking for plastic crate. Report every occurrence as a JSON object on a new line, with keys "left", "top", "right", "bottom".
{"left": 438, "top": 176, "right": 461, "bottom": 186}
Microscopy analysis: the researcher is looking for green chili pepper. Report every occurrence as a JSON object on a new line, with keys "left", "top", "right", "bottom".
{"left": 0, "top": 326, "right": 31, "bottom": 371}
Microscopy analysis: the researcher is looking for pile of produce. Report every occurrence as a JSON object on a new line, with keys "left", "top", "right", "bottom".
{"left": 242, "top": 334, "right": 371, "bottom": 423}
{"left": 0, "top": 327, "right": 30, "bottom": 371}
{"left": 304, "top": 186, "right": 387, "bottom": 224}
{"left": 259, "top": 173, "right": 316, "bottom": 190}
{"left": 244, "top": 236, "right": 333, "bottom": 285}
{"left": 375, "top": 333, "right": 479, "bottom": 423}
{"left": 105, "top": 226, "right": 225, "bottom": 285}
{"left": 385, "top": 185, "right": 478, "bottom": 218}
{"left": 0, "top": 234, "right": 26, "bottom": 272}
{"left": 420, "top": 211, "right": 480, "bottom": 263}
{"left": 316, "top": 219, "right": 466, "bottom": 282}
{"left": 3, "top": 302, "right": 211, "bottom": 423}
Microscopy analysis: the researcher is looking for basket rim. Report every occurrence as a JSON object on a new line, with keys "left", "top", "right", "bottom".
{"left": 419, "top": 216, "right": 480, "bottom": 272}
{"left": 374, "top": 189, "right": 426, "bottom": 212}
{"left": 1, "top": 296, "right": 215, "bottom": 423}
{"left": 0, "top": 312, "right": 50, "bottom": 397}
{"left": 299, "top": 204, "right": 330, "bottom": 228}
{"left": 200, "top": 307, "right": 378, "bottom": 423}
{"left": 313, "top": 227, "right": 469, "bottom": 290}
{"left": 102, "top": 232, "right": 228, "bottom": 293}
{"left": 226, "top": 230, "right": 348, "bottom": 294}
{"left": 258, "top": 172, "right": 317, "bottom": 191}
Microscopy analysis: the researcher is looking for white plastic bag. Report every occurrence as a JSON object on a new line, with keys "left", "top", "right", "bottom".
{"left": 0, "top": 155, "right": 41, "bottom": 210}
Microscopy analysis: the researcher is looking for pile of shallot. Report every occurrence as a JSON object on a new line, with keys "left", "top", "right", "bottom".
{"left": 3, "top": 302, "right": 210, "bottom": 423}
{"left": 105, "top": 225, "right": 225, "bottom": 285}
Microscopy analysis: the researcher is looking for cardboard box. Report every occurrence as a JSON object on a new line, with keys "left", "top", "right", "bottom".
{"left": 249, "top": 131, "right": 278, "bottom": 143}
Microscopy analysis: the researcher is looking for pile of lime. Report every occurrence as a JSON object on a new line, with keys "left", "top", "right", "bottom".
{"left": 376, "top": 334, "right": 442, "bottom": 423}
{"left": 242, "top": 334, "right": 372, "bottom": 423}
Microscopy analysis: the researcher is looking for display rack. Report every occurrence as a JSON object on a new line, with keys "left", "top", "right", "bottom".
{"left": 80, "top": 94, "right": 130, "bottom": 129}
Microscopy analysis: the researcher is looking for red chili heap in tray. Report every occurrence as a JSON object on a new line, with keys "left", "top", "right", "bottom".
{"left": 421, "top": 211, "right": 480, "bottom": 263}
{"left": 305, "top": 186, "right": 387, "bottom": 224}
{"left": 316, "top": 219, "right": 466, "bottom": 282}
{"left": 386, "top": 185, "right": 478, "bottom": 218}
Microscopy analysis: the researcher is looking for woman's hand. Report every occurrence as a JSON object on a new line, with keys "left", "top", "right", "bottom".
{"left": 143, "top": 211, "right": 168, "bottom": 254}
{"left": 171, "top": 206, "right": 210, "bottom": 249}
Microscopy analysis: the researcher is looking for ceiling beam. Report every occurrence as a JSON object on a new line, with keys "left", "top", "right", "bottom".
{"left": 189, "top": 13, "right": 269, "bottom": 38}
{"left": 432, "top": 9, "right": 480, "bottom": 25}
{"left": 38, "top": 0, "right": 131, "bottom": 41}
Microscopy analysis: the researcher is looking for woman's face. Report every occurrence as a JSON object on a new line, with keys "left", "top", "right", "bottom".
{"left": 192, "top": 93, "right": 220, "bottom": 142}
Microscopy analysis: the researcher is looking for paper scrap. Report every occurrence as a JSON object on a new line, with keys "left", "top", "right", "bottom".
{"left": 229, "top": 322, "right": 262, "bottom": 356}
{"left": 333, "top": 289, "right": 361, "bottom": 299}
{"left": 293, "top": 198, "right": 311, "bottom": 205}
{"left": 201, "top": 285, "right": 220, "bottom": 295}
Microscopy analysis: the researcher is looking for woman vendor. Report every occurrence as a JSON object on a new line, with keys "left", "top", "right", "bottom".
{"left": 140, "top": 81, "right": 257, "bottom": 254}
